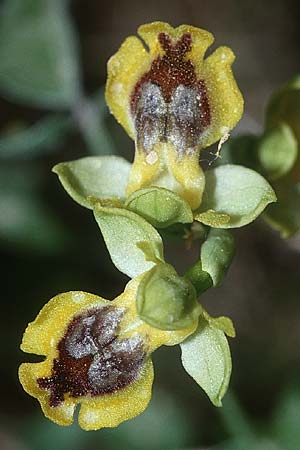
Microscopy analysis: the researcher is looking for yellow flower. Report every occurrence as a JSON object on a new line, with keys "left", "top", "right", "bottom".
{"left": 19, "top": 276, "right": 197, "bottom": 430}
{"left": 106, "top": 22, "right": 243, "bottom": 210}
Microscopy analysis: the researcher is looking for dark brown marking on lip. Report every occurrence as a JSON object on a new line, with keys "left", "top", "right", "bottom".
{"left": 132, "top": 32, "right": 196, "bottom": 107}
{"left": 130, "top": 32, "right": 211, "bottom": 154}
{"left": 37, "top": 306, "right": 146, "bottom": 407}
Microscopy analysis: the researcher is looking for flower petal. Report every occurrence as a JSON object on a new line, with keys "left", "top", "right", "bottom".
{"left": 199, "top": 46, "right": 244, "bottom": 148}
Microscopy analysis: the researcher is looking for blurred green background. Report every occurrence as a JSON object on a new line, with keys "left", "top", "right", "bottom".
{"left": 1, "top": 1, "right": 300, "bottom": 449}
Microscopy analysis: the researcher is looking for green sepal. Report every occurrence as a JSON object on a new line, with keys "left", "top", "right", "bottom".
{"left": 181, "top": 317, "right": 232, "bottom": 407}
{"left": 125, "top": 187, "right": 193, "bottom": 229}
{"left": 257, "top": 123, "right": 298, "bottom": 180}
{"left": 53, "top": 156, "right": 131, "bottom": 209}
{"left": 198, "top": 164, "right": 276, "bottom": 228}
{"left": 136, "top": 263, "right": 202, "bottom": 331}
{"left": 93, "top": 204, "right": 164, "bottom": 278}
{"left": 266, "top": 75, "right": 300, "bottom": 142}
{"left": 201, "top": 228, "right": 235, "bottom": 287}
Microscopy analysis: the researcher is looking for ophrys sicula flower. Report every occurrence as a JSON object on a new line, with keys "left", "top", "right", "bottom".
{"left": 106, "top": 22, "right": 244, "bottom": 209}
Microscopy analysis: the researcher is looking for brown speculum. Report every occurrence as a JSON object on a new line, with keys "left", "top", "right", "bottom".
{"left": 37, "top": 306, "right": 146, "bottom": 407}
{"left": 131, "top": 32, "right": 211, "bottom": 155}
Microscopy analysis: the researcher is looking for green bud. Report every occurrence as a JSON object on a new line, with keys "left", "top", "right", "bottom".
{"left": 266, "top": 76, "right": 300, "bottom": 142}
{"left": 201, "top": 228, "right": 235, "bottom": 287}
{"left": 257, "top": 123, "right": 298, "bottom": 180}
{"left": 264, "top": 177, "right": 300, "bottom": 238}
{"left": 137, "top": 264, "right": 201, "bottom": 330}
{"left": 185, "top": 229, "right": 235, "bottom": 294}
{"left": 184, "top": 261, "right": 213, "bottom": 297}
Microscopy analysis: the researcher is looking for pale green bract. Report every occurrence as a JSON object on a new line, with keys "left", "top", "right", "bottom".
{"left": 181, "top": 319, "right": 232, "bottom": 407}
{"left": 198, "top": 164, "right": 276, "bottom": 228}
{"left": 53, "top": 156, "right": 131, "bottom": 209}
{"left": 93, "top": 204, "right": 164, "bottom": 278}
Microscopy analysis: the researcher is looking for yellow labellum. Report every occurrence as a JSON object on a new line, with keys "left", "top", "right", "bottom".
{"left": 106, "top": 22, "right": 244, "bottom": 210}
{"left": 19, "top": 276, "right": 197, "bottom": 430}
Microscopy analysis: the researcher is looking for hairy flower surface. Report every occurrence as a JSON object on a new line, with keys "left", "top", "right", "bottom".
{"left": 106, "top": 22, "right": 243, "bottom": 209}
{"left": 19, "top": 276, "right": 198, "bottom": 430}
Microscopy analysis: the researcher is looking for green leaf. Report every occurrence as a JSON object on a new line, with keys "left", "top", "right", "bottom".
{"left": 0, "top": 0, "right": 80, "bottom": 108}
{"left": 266, "top": 75, "right": 300, "bottom": 142}
{"left": 125, "top": 187, "right": 193, "bottom": 229}
{"left": 99, "top": 389, "right": 195, "bottom": 450}
{"left": 74, "top": 92, "right": 116, "bottom": 156}
{"left": 194, "top": 209, "right": 230, "bottom": 227}
{"left": 136, "top": 263, "right": 201, "bottom": 330}
{"left": 264, "top": 177, "right": 300, "bottom": 238}
{"left": 201, "top": 228, "right": 235, "bottom": 287}
{"left": 0, "top": 115, "right": 72, "bottom": 160}
{"left": 53, "top": 156, "right": 131, "bottom": 209}
{"left": 20, "top": 418, "right": 86, "bottom": 450}
{"left": 181, "top": 319, "right": 232, "bottom": 407}
{"left": 272, "top": 385, "right": 300, "bottom": 450}
{"left": 0, "top": 166, "right": 67, "bottom": 253}
{"left": 257, "top": 123, "right": 298, "bottom": 180}
{"left": 198, "top": 165, "right": 276, "bottom": 228}
{"left": 93, "top": 205, "right": 164, "bottom": 278}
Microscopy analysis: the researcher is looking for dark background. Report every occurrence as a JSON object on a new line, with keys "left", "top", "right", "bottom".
{"left": 1, "top": 1, "right": 300, "bottom": 449}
